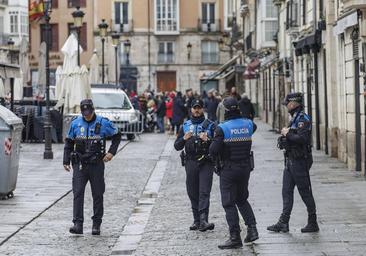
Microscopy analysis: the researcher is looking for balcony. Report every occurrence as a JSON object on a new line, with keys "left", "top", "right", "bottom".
{"left": 0, "top": 0, "right": 8, "bottom": 7}
{"left": 198, "top": 19, "right": 221, "bottom": 33}
{"left": 113, "top": 20, "right": 134, "bottom": 33}
{"left": 342, "top": 0, "right": 366, "bottom": 9}
{"left": 0, "top": 33, "right": 10, "bottom": 46}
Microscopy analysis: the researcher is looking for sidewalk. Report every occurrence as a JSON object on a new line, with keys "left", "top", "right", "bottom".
{"left": 0, "top": 135, "right": 168, "bottom": 255}
{"left": 133, "top": 121, "right": 366, "bottom": 256}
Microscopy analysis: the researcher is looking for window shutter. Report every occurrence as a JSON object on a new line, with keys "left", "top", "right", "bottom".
{"left": 115, "top": 2, "right": 121, "bottom": 24}
{"left": 80, "top": 0, "right": 86, "bottom": 8}
{"left": 123, "top": 2, "right": 128, "bottom": 24}
{"left": 202, "top": 3, "right": 207, "bottom": 23}
{"left": 209, "top": 3, "right": 215, "bottom": 23}
{"left": 52, "top": 24, "right": 59, "bottom": 51}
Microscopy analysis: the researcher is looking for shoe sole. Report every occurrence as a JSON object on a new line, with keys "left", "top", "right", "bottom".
{"left": 244, "top": 235, "right": 259, "bottom": 243}
{"left": 92, "top": 232, "right": 101, "bottom": 235}
{"left": 199, "top": 224, "right": 215, "bottom": 232}
{"left": 267, "top": 228, "right": 289, "bottom": 233}
{"left": 301, "top": 229, "right": 319, "bottom": 233}
{"left": 69, "top": 230, "right": 83, "bottom": 235}
{"left": 218, "top": 244, "right": 243, "bottom": 250}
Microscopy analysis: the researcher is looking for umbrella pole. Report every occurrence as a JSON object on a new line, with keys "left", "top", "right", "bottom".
{"left": 102, "top": 38, "right": 105, "bottom": 84}
{"left": 10, "top": 78, "right": 14, "bottom": 112}
{"left": 115, "top": 45, "right": 118, "bottom": 87}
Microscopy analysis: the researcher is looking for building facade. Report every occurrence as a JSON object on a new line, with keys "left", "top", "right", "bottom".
{"left": 237, "top": 0, "right": 366, "bottom": 174}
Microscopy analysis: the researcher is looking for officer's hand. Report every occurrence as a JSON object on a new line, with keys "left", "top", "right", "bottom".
{"left": 281, "top": 128, "right": 289, "bottom": 136}
{"left": 183, "top": 132, "right": 193, "bottom": 141}
{"left": 64, "top": 165, "right": 72, "bottom": 172}
{"left": 199, "top": 132, "right": 208, "bottom": 142}
{"left": 103, "top": 153, "right": 114, "bottom": 162}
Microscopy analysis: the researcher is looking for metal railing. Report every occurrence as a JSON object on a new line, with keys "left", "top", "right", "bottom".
{"left": 198, "top": 19, "right": 221, "bottom": 32}
{"left": 112, "top": 20, "right": 134, "bottom": 33}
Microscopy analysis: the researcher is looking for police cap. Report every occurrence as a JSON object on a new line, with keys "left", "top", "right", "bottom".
{"left": 223, "top": 97, "right": 239, "bottom": 112}
{"left": 80, "top": 99, "right": 94, "bottom": 116}
{"left": 191, "top": 99, "right": 204, "bottom": 108}
{"left": 282, "top": 92, "right": 303, "bottom": 106}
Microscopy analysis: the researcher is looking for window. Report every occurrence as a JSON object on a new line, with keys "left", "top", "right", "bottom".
{"left": 155, "top": 0, "right": 179, "bottom": 33}
{"left": 41, "top": 24, "right": 59, "bottom": 52}
{"left": 225, "top": 0, "right": 235, "bottom": 29}
{"left": 68, "top": 0, "right": 86, "bottom": 8}
{"left": 21, "top": 13, "right": 28, "bottom": 34}
{"left": 67, "top": 23, "right": 87, "bottom": 50}
{"left": 202, "top": 3, "right": 215, "bottom": 24}
{"left": 158, "top": 42, "right": 174, "bottom": 64}
{"left": 286, "top": 0, "right": 299, "bottom": 29}
{"left": 115, "top": 2, "right": 129, "bottom": 25}
{"left": 201, "top": 41, "right": 219, "bottom": 64}
{"left": 10, "top": 12, "right": 18, "bottom": 34}
{"left": 265, "top": 21, "right": 277, "bottom": 41}
{"left": 261, "top": 0, "right": 278, "bottom": 43}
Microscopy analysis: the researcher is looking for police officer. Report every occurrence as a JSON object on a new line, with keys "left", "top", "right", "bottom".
{"left": 174, "top": 99, "right": 216, "bottom": 232}
{"left": 63, "top": 99, "right": 121, "bottom": 235}
{"left": 209, "top": 97, "right": 258, "bottom": 249}
{"left": 267, "top": 92, "right": 319, "bottom": 233}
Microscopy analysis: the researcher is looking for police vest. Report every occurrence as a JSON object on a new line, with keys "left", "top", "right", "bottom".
{"left": 182, "top": 119, "right": 214, "bottom": 156}
{"left": 218, "top": 118, "right": 253, "bottom": 161}
{"left": 67, "top": 115, "right": 117, "bottom": 157}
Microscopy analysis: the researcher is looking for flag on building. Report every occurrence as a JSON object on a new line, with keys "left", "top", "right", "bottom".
{"left": 29, "top": 0, "right": 45, "bottom": 22}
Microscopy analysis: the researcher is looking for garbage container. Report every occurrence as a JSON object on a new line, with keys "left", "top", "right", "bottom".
{"left": 0, "top": 106, "right": 24, "bottom": 199}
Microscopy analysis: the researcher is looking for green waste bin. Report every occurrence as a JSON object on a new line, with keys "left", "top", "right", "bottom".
{"left": 0, "top": 106, "right": 23, "bottom": 199}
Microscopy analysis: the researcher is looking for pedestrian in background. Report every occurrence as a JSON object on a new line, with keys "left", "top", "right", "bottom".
{"left": 174, "top": 99, "right": 216, "bottom": 232}
{"left": 230, "top": 87, "right": 241, "bottom": 101}
{"left": 185, "top": 89, "right": 194, "bottom": 118}
{"left": 210, "top": 97, "right": 259, "bottom": 249}
{"left": 166, "top": 92, "right": 174, "bottom": 134}
{"left": 267, "top": 92, "right": 319, "bottom": 234}
{"left": 172, "top": 91, "right": 186, "bottom": 134}
{"left": 239, "top": 94, "right": 255, "bottom": 120}
{"left": 204, "top": 89, "right": 220, "bottom": 122}
{"left": 156, "top": 94, "right": 166, "bottom": 133}
{"left": 63, "top": 99, "right": 121, "bottom": 236}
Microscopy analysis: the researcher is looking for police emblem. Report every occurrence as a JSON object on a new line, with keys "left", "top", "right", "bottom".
{"left": 80, "top": 127, "right": 85, "bottom": 133}
{"left": 298, "top": 122, "right": 304, "bottom": 128}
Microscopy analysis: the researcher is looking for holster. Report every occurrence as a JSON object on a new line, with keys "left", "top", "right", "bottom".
{"left": 71, "top": 152, "right": 81, "bottom": 171}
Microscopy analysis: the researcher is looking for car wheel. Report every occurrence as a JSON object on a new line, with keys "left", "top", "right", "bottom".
{"left": 127, "top": 134, "right": 135, "bottom": 141}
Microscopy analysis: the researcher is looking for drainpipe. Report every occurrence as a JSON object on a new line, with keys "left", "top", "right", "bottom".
{"left": 323, "top": 48, "right": 329, "bottom": 155}
{"left": 148, "top": 0, "right": 152, "bottom": 91}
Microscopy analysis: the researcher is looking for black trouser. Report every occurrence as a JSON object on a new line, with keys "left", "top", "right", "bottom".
{"left": 72, "top": 161, "right": 105, "bottom": 225}
{"left": 282, "top": 157, "right": 316, "bottom": 222}
{"left": 220, "top": 163, "right": 256, "bottom": 233}
{"left": 185, "top": 160, "right": 214, "bottom": 223}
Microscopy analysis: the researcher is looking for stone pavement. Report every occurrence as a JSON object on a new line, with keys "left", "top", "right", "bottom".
{"left": 133, "top": 121, "right": 366, "bottom": 256}
{"left": 0, "top": 134, "right": 168, "bottom": 255}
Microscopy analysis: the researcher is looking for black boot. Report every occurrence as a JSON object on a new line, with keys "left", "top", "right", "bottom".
{"left": 244, "top": 224, "right": 259, "bottom": 243}
{"left": 301, "top": 214, "right": 319, "bottom": 233}
{"left": 189, "top": 222, "right": 200, "bottom": 231}
{"left": 199, "top": 213, "right": 215, "bottom": 232}
{"left": 267, "top": 216, "right": 289, "bottom": 233}
{"left": 92, "top": 223, "right": 101, "bottom": 235}
{"left": 69, "top": 223, "right": 83, "bottom": 234}
{"left": 218, "top": 231, "right": 243, "bottom": 249}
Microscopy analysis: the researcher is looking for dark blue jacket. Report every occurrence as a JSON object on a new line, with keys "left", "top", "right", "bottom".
{"left": 172, "top": 96, "right": 186, "bottom": 125}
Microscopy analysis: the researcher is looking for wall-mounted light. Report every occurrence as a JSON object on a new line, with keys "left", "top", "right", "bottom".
{"left": 187, "top": 42, "right": 192, "bottom": 60}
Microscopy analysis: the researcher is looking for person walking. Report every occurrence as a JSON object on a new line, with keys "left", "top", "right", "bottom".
{"left": 172, "top": 91, "right": 186, "bottom": 134}
{"left": 156, "top": 94, "right": 166, "bottom": 133}
{"left": 239, "top": 94, "right": 255, "bottom": 120}
{"left": 204, "top": 89, "right": 220, "bottom": 121}
{"left": 209, "top": 97, "right": 259, "bottom": 249}
{"left": 267, "top": 92, "right": 319, "bottom": 233}
{"left": 63, "top": 99, "right": 121, "bottom": 235}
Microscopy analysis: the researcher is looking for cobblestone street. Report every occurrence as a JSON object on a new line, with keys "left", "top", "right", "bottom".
{"left": 1, "top": 121, "right": 366, "bottom": 256}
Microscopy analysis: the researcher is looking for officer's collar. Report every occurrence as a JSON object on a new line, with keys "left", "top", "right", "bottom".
{"left": 224, "top": 110, "right": 241, "bottom": 120}
{"left": 190, "top": 114, "right": 205, "bottom": 124}
{"left": 82, "top": 113, "right": 97, "bottom": 123}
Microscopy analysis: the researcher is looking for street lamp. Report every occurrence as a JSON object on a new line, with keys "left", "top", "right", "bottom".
{"left": 98, "top": 19, "right": 109, "bottom": 84}
{"left": 43, "top": 0, "right": 53, "bottom": 159}
{"left": 124, "top": 39, "right": 131, "bottom": 66}
{"left": 111, "top": 32, "right": 121, "bottom": 88}
{"left": 7, "top": 38, "right": 15, "bottom": 112}
{"left": 187, "top": 42, "right": 192, "bottom": 60}
{"left": 72, "top": 6, "right": 85, "bottom": 66}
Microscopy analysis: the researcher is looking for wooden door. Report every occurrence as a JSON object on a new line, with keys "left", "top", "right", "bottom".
{"left": 157, "top": 71, "right": 176, "bottom": 92}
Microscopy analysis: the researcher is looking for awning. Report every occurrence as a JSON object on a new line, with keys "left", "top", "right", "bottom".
{"left": 204, "top": 55, "right": 240, "bottom": 80}
{"left": 293, "top": 30, "right": 322, "bottom": 56}
{"left": 0, "top": 63, "right": 21, "bottom": 79}
{"left": 244, "top": 59, "right": 260, "bottom": 80}
{"left": 333, "top": 11, "right": 358, "bottom": 36}
{"left": 216, "top": 68, "right": 235, "bottom": 79}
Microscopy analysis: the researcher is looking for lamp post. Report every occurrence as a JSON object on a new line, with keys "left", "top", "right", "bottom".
{"left": 98, "top": 19, "right": 108, "bottom": 84}
{"left": 111, "top": 32, "right": 121, "bottom": 88}
{"left": 43, "top": 0, "right": 53, "bottom": 159}
{"left": 218, "top": 16, "right": 241, "bottom": 58}
{"left": 7, "top": 38, "right": 15, "bottom": 112}
{"left": 124, "top": 39, "right": 131, "bottom": 66}
{"left": 186, "top": 42, "right": 192, "bottom": 60}
{"left": 72, "top": 6, "right": 85, "bottom": 66}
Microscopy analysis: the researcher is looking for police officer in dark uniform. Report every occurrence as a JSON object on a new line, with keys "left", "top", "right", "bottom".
{"left": 174, "top": 99, "right": 216, "bottom": 232}
{"left": 63, "top": 99, "right": 121, "bottom": 235}
{"left": 267, "top": 92, "right": 319, "bottom": 233}
{"left": 209, "top": 97, "right": 258, "bottom": 249}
